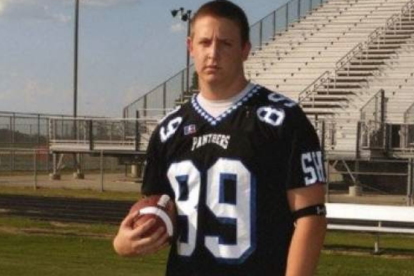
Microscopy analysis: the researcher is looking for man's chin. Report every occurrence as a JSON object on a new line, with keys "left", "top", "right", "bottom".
{"left": 201, "top": 74, "right": 223, "bottom": 84}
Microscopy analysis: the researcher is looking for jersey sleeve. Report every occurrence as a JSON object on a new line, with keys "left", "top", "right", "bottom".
{"left": 284, "top": 106, "right": 326, "bottom": 190}
{"left": 141, "top": 126, "right": 173, "bottom": 197}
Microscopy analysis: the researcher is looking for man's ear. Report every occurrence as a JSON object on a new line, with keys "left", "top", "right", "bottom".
{"left": 242, "top": 41, "right": 251, "bottom": 61}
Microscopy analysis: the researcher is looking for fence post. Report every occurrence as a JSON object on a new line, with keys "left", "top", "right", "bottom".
{"left": 100, "top": 150, "right": 104, "bottom": 192}
{"left": 259, "top": 21, "right": 263, "bottom": 49}
{"left": 135, "top": 111, "right": 140, "bottom": 152}
{"left": 380, "top": 89, "right": 385, "bottom": 125}
{"left": 181, "top": 72, "right": 185, "bottom": 102}
{"left": 34, "top": 150, "right": 38, "bottom": 190}
{"left": 326, "top": 156, "right": 330, "bottom": 203}
{"left": 412, "top": 159, "right": 414, "bottom": 206}
{"left": 321, "top": 120, "right": 326, "bottom": 158}
{"left": 285, "top": 4, "right": 289, "bottom": 31}
{"left": 356, "top": 121, "right": 361, "bottom": 159}
{"left": 408, "top": 159, "right": 413, "bottom": 206}
{"left": 163, "top": 83, "right": 167, "bottom": 116}
{"left": 89, "top": 120, "right": 94, "bottom": 151}
{"left": 37, "top": 114, "right": 41, "bottom": 145}
{"left": 273, "top": 10, "right": 276, "bottom": 37}
{"left": 143, "top": 95, "right": 148, "bottom": 117}
{"left": 298, "top": 0, "right": 301, "bottom": 21}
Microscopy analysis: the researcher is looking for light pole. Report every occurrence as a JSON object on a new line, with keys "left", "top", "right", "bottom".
{"left": 73, "top": 0, "right": 83, "bottom": 179}
{"left": 171, "top": 7, "right": 192, "bottom": 98}
{"left": 74, "top": 0, "right": 79, "bottom": 118}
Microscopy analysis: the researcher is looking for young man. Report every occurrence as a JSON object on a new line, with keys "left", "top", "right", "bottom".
{"left": 113, "top": 1, "right": 327, "bottom": 275}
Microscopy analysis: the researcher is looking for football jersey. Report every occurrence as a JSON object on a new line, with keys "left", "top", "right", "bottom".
{"left": 142, "top": 84, "right": 325, "bottom": 276}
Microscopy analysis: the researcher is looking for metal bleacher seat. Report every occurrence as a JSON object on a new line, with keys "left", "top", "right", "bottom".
{"left": 246, "top": 0, "right": 414, "bottom": 157}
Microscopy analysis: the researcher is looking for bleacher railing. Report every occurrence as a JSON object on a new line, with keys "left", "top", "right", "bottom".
{"left": 298, "top": 0, "right": 414, "bottom": 106}
{"left": 0, "top": 111, "right": 107, "bottom": 148}
{"left": 0, "top": 111, "right": 84, "bottom": 148}
{"left": 123, "top": 0, "right": 328, "bottom": 118}
{"left": 360, "top": 89, "right": 386, "bottom": 122}
{"left": 360, "top": 120, "right": 386, "bottom": 150}
{"left": 49, "top": 117, "right": 158, "bottom": 153}
{"left": 359, "top": 121, "right": 414, "bottom": 153}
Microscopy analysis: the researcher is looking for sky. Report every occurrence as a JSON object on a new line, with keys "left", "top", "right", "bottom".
{"left": 0, "top": 0, "right": 289, "bottom": 117}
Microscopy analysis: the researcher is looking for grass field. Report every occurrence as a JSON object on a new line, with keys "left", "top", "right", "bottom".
{"left": 1, "top": 187, "right": 414, "bottom": 275}
{"left": 0, "top": 186, "right": 139, "bottom": 201}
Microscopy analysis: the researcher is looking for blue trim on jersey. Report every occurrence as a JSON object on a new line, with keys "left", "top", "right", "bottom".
{"left": 242, "top": 174, "right": 257, "bottom": 262}
{"left": 219, "top": 173, "right": 237, "bottom": 205}
{"left": 191, "top": 85, "right": 260, "bottom": 126}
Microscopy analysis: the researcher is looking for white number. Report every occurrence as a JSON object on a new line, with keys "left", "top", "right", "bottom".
{"left": 205, "top": 159, "right": 253, "bottom": 260}
{"left": 257, "top": 107, "right": 285, "bottom": 127}
{"left": 268, "top": 93, "right": 297, "bottom": 107}
{"left": 167, "top": 161, "right": 200, "bottom": 256}
{"left": 301, "top": 151, "right": 325, "bottom": 185}
{"left": 167, "top": 159, "right": 255, "bottom": 262}
{"left": 160, "top": 117, "right": 182, "bottom": 142}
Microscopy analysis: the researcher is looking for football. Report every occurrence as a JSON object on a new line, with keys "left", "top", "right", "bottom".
{"left": 129, "top": 194, "right": 176, "bottom": 240}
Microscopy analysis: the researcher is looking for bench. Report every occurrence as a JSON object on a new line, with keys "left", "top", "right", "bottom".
{"left": 326, "top": 203, "right": 414, "bottom": 253}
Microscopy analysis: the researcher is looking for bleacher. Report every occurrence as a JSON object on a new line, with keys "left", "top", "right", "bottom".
{"left": 122, "top": 0, "right": 414, "bottom": 160}
{"left": 246, "top": 0, "right": 414, "bottom": 158}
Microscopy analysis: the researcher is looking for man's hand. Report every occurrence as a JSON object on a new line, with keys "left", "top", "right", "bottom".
{"left": 113, "top": 212, "right": 170, "bottom": 257}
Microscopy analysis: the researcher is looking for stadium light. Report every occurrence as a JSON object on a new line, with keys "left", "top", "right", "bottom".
{"left": 171, "top": 7, "right": 192, "bottom": 98}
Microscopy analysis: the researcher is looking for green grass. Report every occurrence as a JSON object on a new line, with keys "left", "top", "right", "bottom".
{"left": 0, "top": 215, "right": 168, "bottom": 276}
{"left": 0, "top": 232, "right": 169, "bottom": 276}
{"left": 319, "top": 252, "right": 414, "bottom": 276}
{"left": 325, "top": 231, "right": 414, "bottom": 253}
{"left": 1, "top": 185, "right": 414, "bottom": 276}
{"left": 0, "top": 216, "right": 118, "bottom": 237}
{"left": 0, "top": 186, "right": 139, "bottom": 201}
{"left": 1, "top": 215, "right": 414, "bottom": 276}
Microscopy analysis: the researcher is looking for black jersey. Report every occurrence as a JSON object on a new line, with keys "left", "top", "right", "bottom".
{"left": 142, "top": 85, "right": 325, "bottom": 276}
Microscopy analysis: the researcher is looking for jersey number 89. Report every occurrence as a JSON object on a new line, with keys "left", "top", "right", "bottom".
{"left": 167, "top": 159, "right": 256, "bottom": 263}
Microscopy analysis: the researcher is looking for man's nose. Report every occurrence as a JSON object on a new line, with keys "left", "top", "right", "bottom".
{"left": 208, "top": 41, "right": 220, "bottom": 59}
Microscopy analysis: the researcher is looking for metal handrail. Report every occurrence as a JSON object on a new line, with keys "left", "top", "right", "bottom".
{"left": 360, "top": 89, "right": 384, "bottom": 113}
{"left": 298, "top": 71, "right": 330, "bottom": 102}
{"left": 405, "top": 102, "right": 414, "bottom": 123}
{"left": 298, "top": 0, "right": 414, "bottom": 106}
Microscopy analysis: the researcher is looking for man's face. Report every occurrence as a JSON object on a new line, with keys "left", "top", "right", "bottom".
{"left": 188, "top": 16, "right": 251, "bottom": 88}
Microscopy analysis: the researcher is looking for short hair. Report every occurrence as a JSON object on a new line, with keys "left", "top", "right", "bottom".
{"left": 191, "top": 0, "right": 250, "bottom": 45}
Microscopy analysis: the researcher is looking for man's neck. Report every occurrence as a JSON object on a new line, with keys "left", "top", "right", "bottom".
{"left": 199, "top": 76, "right": 249, "bottom": 101}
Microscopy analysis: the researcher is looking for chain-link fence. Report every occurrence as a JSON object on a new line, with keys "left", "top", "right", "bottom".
{"left": 0, "top": 148, "right": 139, "bottom": 192}
{"left": 0, "top": 112, "right": 53, "bottom": 149}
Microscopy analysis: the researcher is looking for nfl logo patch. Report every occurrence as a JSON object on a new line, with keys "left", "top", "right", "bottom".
{"left": 184, "top": 124, "right": 197, "bottom": 135}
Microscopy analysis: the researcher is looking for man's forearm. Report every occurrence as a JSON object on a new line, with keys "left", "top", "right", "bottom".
{"left": 285, "top": 216, "right": 327, "bottom": 276}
